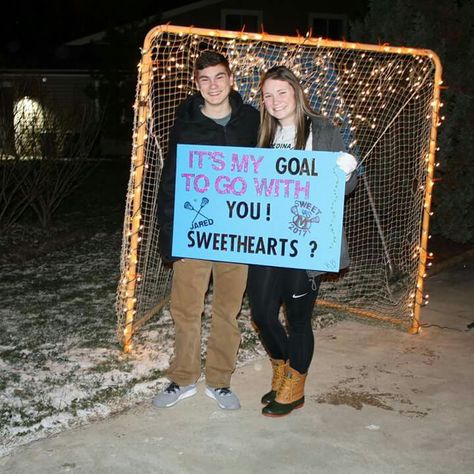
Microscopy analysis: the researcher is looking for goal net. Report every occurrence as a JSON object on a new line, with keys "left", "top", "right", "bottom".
{"left": 116, "top": 25, "right": 442, "bottom": 350}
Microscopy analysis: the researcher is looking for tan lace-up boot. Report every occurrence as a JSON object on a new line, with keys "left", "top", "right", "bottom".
{"left": 261, "top": 359, "right": 287, "bottom": 404}
{"left": 262, "top": 366, "right": 306, "bottom": 417}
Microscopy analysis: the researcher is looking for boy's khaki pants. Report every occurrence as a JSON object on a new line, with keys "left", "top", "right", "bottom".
{"left": 167, "top": 259, "right": 248, "bottom": 388}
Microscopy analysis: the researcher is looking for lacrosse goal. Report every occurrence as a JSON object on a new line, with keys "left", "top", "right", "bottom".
{"left": 116, "top": 25, "right": 442, "bottom": 352}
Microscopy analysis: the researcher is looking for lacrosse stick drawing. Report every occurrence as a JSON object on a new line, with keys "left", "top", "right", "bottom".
{"left": 184, "top": 197, "right": 210, "bottom": 224}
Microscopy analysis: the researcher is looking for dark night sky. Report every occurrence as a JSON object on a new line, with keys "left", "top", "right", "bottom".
{"left": 0, "top": 0, "right": 195, "bottom": 66}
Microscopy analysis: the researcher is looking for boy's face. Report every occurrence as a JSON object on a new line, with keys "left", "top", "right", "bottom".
{"left": 195, "top": 64, "right": 233, "bottom": 108}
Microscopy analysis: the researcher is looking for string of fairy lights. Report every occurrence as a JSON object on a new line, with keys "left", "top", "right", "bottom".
{"left": 116, "top": 26, "right": 443, "bottom": 350}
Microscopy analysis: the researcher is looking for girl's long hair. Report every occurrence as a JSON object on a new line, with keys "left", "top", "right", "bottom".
{"left": 257, "top": 66, "right": 317, "bottom": 150}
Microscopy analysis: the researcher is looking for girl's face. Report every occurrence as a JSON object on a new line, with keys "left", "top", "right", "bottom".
{"left": 262, "top": 78, "right": 297, "bottom": 127}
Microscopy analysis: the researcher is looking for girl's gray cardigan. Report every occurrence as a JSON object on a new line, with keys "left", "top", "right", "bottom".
{"left": 307, "top": 115, "right": 357, "bottom": 277}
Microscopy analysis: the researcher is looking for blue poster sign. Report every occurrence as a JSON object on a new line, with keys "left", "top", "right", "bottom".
{"left": 172, "top": 144, "right": 345, "bottom": 272}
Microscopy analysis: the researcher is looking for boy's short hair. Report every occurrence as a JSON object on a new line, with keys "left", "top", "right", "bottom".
{"left": 194, "top": 50, "right": 231, "bottom": 76}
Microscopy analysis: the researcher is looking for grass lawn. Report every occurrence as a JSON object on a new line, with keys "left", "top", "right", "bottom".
{"left": 0, "top": 216, "right": 273, "bottom": 456}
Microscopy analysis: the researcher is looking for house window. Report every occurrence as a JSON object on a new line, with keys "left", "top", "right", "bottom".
{"left": 309, "top": 13, "right": 347, "bottom": 40}
{"left": 222, "top": 9, "right": 262, "bottom": 33}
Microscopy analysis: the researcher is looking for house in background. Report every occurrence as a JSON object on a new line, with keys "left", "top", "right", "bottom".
{"left": 0, "top": 70, "right": 101, "bottom": 159}
{"left": 160, "top": 0, "right": 368, "bottom": 39}
{"left": 1, "top": 0, "right": 368, "bottom": 158}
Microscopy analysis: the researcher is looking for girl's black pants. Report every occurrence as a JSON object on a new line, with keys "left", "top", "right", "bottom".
{"left": 247, "top": 265, "right": 321, "bottom": 374}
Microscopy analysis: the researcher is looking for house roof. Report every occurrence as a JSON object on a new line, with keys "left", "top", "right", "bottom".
{"left": 66, "top": 0, "right": 225, "bottom": 46}
{"left": 162, "top": 0, "right": 224, "bottom": 20}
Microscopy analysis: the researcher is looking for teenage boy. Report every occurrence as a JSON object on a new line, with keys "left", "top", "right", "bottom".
{"left": 154, "top": 51, "right": 259, "bottom": 410}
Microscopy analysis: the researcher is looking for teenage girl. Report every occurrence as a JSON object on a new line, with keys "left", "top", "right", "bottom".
{"left": 247, "top": 66, "right": 358, "bottom": 417}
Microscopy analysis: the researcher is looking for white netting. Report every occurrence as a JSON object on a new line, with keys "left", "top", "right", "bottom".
{"left": 116, "top": 26, "right": 440, "bottom": 343}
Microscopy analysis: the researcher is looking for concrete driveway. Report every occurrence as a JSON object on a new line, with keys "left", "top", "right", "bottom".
{"left": 1, "top": 258, "right": 473, "bottom": 473}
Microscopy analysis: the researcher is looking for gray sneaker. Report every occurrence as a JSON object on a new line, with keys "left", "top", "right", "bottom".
{"left": 205, "top": 386, "right": 241, "bottom": 410}
{"left": 152, "top": 382, "right": 197, "bottom": 408}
